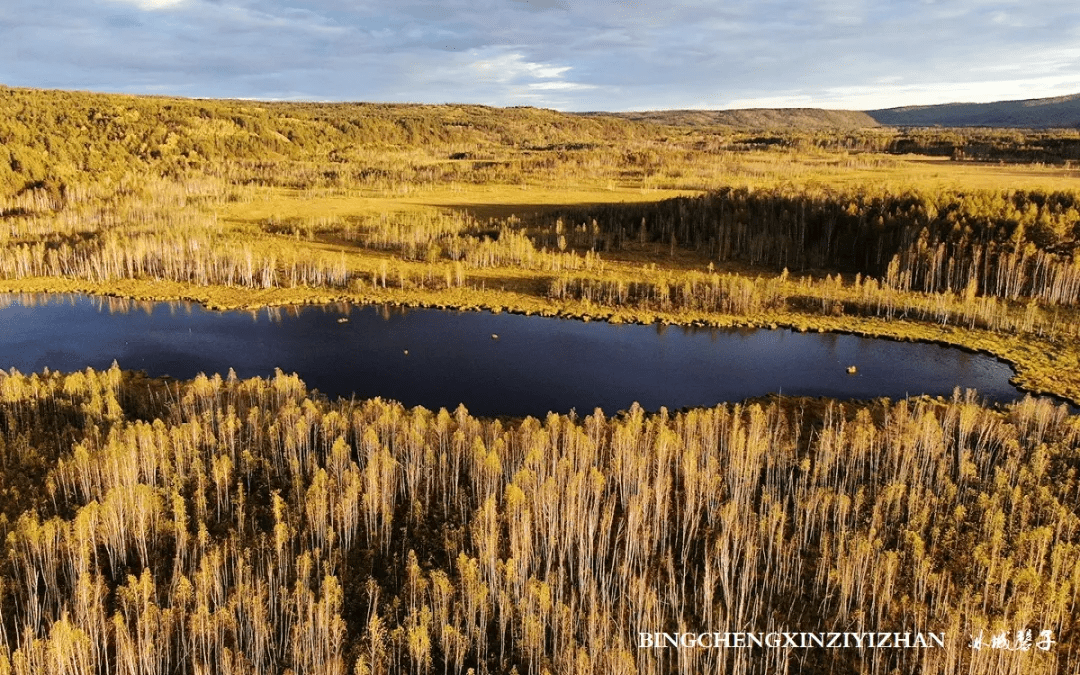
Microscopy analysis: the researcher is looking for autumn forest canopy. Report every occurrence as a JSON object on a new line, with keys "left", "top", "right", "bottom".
{"left": 0, "top": 84, "right": 1079, "bottom": 673}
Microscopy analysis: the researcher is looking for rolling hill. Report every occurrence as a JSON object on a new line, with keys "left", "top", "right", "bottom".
{"left": 582, "top": 93, "right": 1080, "bottom": 130}
{"left": 576, "top": 108, "right": 880, "bottom": 129}
{"left": 866, "top": 92, "right": 1080, "bottom": 128}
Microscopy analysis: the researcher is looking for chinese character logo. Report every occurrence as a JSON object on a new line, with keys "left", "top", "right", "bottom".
{"left": 970, "top": 629, "right": 1054, "bottom": 651}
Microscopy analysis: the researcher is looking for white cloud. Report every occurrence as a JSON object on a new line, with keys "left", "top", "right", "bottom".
{"left": 722, "top": 94, "right": 817, "bottom": 109}
{"left": 5, "top": 0, "right": 1080, "bottom": 111}
{"left": 818, "top": 0, "right": 866, "bottom": 26}
{"left": 457, "top": 50, "right": 597, "bottom": 105}
{"left": 107, "top": 0, "right": 187, "bottom": 10}
{"left": 527, "top": 81, "right": 596, "bottom": 91}
{"left": 727, "top": 74, "right": 1080, "bottom": 112}
{"left": 471, "top": 52, "right": 572, "bottom": 82}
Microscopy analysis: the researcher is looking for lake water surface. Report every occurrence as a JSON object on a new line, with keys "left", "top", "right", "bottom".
{"left": 0, "top": 293, "right": 1028, "bottom": 417}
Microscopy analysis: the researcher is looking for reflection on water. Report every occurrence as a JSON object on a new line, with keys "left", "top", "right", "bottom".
{"left": 0, "top": 293, "right": 375, "bottom": 322}
{"left": 0, "top": 292, "right": 1046, "bottom": 417}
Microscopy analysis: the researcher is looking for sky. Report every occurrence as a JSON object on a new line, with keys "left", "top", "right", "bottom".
{"left": 1, "top": 0, "right": 1079, "bottom": 111}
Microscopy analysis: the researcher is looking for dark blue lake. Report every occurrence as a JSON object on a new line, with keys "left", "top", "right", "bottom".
{"left": 0, "top": 293, "right": 1029, "bottom": 417}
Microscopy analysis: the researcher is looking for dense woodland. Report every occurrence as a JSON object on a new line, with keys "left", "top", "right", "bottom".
{"left": 2, "top": 85, "right": 1080, "bottom": 673}
{"left": 544, "top": 186, "right": 1080, "bottom": 305}
{"left": 0, "top": 367, "right": 1077, "bottom": 675}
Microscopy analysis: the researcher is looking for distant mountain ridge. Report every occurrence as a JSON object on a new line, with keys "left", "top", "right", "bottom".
{"left": 581, "top": 93, "right": 1080, "bottom": 130}
{"left": 866, "top": 93, "right": 1080, "bottom": 128}
{"left": 576, "top": 108, "right": 879, "bottom": 129}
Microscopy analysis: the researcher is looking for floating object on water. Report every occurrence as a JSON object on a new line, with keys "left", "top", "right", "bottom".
{"left": 491, "top": 334, "right": 499, "bottom": 340}
{"left": 337, "top": 317, "right": 348, "bottom": 323}
{"left": 846, "top": 365, "right": 857, "bottom": 374}
{"left": 404, "top": 350, "right": 409, "bottom": 355}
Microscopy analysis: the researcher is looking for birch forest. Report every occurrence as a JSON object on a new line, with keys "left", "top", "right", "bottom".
{"left": 0, "top": 366, "right": 1077, "bottom": 674}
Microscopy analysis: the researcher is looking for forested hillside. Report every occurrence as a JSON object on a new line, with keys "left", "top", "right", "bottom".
{"left": 0, "top": 85, "right": 657, "bottom": 198}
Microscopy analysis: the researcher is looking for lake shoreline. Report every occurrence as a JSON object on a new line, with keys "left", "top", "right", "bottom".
{"left": 3, "top": 276, "right": 1078, "bottom": 409}
{"left": 3, "top": 284, "right": 1070, "bottom": 415}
